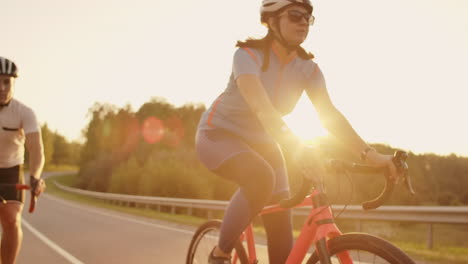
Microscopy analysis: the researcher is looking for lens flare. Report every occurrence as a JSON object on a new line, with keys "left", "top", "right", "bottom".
{"left": 142, "top": 116, "right": 164, "bottom": 144}
{"left": 164, "top": 116, "right": 185, "bottom": 147}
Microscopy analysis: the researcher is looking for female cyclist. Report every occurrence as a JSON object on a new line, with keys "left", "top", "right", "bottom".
{"left": 195, "top": 1, "right": 401, "bottom": 263}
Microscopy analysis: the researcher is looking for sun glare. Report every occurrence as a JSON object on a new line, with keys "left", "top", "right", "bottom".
{"left": 283, "top": 94, "right": 328, "bottom": 142}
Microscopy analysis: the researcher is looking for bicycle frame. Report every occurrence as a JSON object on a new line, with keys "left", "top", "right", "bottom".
{"left": 236, "top": 189, "right": 351, "bottom": 264}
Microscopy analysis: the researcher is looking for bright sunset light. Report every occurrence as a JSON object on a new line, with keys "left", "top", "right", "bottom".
{"left": 283, "top": 94, "right": 328, "bottom": 142}
{"left": 3, "top": 0, "right": 468, "bottom": 156}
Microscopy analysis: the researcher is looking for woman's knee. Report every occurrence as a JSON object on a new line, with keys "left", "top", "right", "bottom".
{"left": 218, "top": 152, "right": 276, "bottom": 203}
{"left": 217, "top": 152, "right": 276, "bottom": 189}
{"left": 239, "top": 165, "right": 276, "bottom": 216}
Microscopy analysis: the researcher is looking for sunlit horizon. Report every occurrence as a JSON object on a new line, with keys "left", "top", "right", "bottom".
{"left": 3, "top": 0, "right": 468, "bottom": 157}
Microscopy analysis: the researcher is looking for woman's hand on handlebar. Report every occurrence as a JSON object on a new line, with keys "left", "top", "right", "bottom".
{"left": 366, "top": 150, "right": 402, "bottom": 183}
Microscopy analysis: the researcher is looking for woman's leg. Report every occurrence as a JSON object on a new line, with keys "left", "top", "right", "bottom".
{"left": 261, "top": 192, "right": 294, "bottom": 264}
{"left": 254, "top": 143, "right": 294, "bottom": 264}
{"left": 214, "top": 151, "right": 276, "bottom": 254}
{"left": 195, "top": 129, "right": 284, "bottom": 257}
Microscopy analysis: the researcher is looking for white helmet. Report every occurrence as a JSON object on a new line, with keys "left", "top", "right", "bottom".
{"left": 261, "top": 0, "right": 313, "bottom": 23}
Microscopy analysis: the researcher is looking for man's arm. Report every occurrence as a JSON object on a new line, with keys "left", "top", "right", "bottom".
{"left": 25, "top": 131, "right": 45, "bottom": 194}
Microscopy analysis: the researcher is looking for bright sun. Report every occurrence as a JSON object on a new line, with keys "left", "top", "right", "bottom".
{"left": 283, "top": 94, "right": 328, "bottom": 142}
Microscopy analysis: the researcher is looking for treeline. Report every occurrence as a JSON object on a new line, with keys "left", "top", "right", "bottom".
{"left": 77, "top": 98, "right": 468, "bottom": 206}
{"left": 42, "top": 124, "right": 82, "bottom": 167}
{"left": 25, "top": 124, "right": 82, "bottom": 169}
{"left": 77, "top": 98, "right": 236, "bottom": 201}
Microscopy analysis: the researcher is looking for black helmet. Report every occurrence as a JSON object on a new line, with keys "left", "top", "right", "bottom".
{"left": 0, "top": 57, "right": 18, "bottom": 78}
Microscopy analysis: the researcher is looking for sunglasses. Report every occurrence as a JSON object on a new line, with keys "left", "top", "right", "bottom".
{"left": 282, "top": 10, "right": 315, "bottom": 26}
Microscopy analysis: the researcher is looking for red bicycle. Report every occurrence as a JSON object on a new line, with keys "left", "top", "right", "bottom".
{"left": 0, "top": 184, "right": 37, "bottom": 213}
{"left": 186, "top": 151, "right": 416, "bottom": 264}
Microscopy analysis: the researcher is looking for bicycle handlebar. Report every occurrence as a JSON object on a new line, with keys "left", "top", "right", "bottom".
{"left": 29, "top": 189, "right": 37, "bottom": 213}
{"left": 362, "top": 151, "right": 414, "bottom": 209}
{"left": 280, "top": 150, "right": 414, "bottom": 210}
{"left": 279, "top": 178, "right": 313, "bottom": 208}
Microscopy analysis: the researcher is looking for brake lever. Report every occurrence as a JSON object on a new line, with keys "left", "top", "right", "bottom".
{"left": 403, "top": 167, "right": 416, "bottom": 195}
{"left": 393, "top": 151, "right": 415, "bottom": 195}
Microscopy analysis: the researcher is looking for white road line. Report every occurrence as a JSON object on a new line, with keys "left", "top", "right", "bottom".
{"left": 22, "top": 219, "right": 85, "bottom": 264}
{"left": 44, "top": 194, "right": 195, "bottom": 235}
{"left": 45, "top": 194, "right": 270, "bottom": 249}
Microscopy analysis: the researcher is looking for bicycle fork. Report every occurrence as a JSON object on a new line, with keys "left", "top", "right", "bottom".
{"left": 287, "top": 191, "right": 353, "bottom": 264}
{"left": 315, "top": 238, "right": 332, "bottom": 264}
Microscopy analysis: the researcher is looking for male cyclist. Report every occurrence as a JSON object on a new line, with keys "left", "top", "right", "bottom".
{"left": 0, "top": 56, "right": 46, "bottom": 264}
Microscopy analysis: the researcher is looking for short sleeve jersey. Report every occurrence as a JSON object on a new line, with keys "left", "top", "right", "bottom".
{"left": 0, "top": 98, "right": 40, "bottom": 168}
{"left": 198, "top": 43, "right": 318, "bottom": 142}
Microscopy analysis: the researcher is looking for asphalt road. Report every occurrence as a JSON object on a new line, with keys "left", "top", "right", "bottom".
{"left": 19, "top": 193, "right": 197, "bottom": 264}
{"left": 14, "top": 172, "right": 426, "bottom": 264}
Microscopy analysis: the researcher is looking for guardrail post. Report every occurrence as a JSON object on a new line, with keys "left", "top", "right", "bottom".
{"left": 187, "top": 207, "right": 193, "bottom": 216}
{"left": 356, "top": 219, "right": 362, "bottom": 232}
{"left": 427, "top": 223, "right": 433, "bottom": 249}
{"left": 52, "top": 180, "right": 468, "bottom": 249}
{"left": 171, "top": 206, "right": 176, "bottom": 214}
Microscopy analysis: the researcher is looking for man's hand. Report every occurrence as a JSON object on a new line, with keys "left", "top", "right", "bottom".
{"left": 30, "top": 176, "right": 46, "bottom": 196}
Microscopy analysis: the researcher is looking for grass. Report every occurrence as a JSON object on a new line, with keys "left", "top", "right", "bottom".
{"left": 46, "top": 174, "right": 468, "bottom": 264}
{"left": 44, "top": 165, "right": 79, "bottom": 172}
{"left": 25, "top": 165, "right": 78, "bottom": 174}
{"left": 394, "top": 242, "right": 468, "bottom": 264}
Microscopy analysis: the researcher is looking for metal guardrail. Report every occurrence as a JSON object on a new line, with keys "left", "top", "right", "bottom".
{"left": 54, "top": 181, "right": 468, "bottom": 248}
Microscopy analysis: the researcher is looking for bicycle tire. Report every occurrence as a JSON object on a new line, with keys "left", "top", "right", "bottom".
{"left": 306, "top": 233, "right": 415, "bottom": 264}
{"left": 186, "top": 219, "right": 249, "bottom": 264}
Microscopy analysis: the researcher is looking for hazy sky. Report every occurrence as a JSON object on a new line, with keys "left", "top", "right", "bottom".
{"left": 3, "top": 0, "right": 468, "bottom": 156}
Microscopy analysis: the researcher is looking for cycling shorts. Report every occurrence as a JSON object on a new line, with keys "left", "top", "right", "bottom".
{"left": 0, "top": 165, "right": 25, "bottom": 203}
{"left": 195, "top": 129, "right": 289, "bottom": 194}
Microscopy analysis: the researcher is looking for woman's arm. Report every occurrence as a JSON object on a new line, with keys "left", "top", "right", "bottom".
{"left": 236, "top": 74, "right": 302, "bottom": 153}
{"left": 306, "top": 66, "right": 399, "bottom": 178}
{"left": 305, "top": 66, "right": 369, "bottom": 157}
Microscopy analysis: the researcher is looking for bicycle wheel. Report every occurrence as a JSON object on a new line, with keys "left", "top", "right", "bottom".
{"left": 306, "top": 233, "right": 415, "bottom": 264}
{"left": 186, "top": 219, "right": 249, "bottom": 264}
